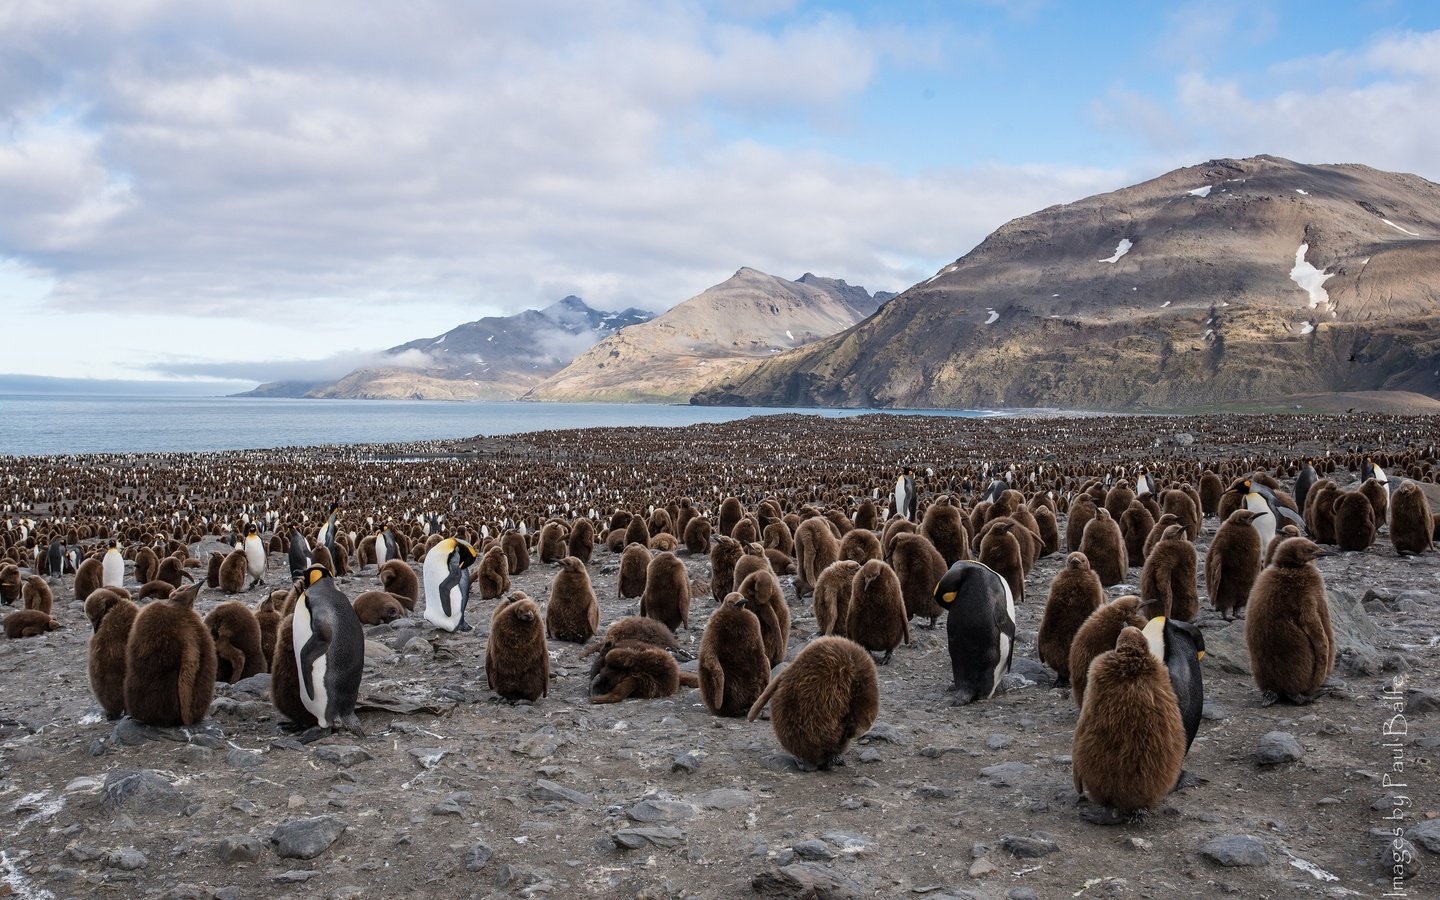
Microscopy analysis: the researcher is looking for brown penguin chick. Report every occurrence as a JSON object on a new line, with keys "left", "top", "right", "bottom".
{"left": 21, "top": 575, "right": 53, "bottom": 614}
{"left": 217, "top": 548, "right": 248, "bottom": 593}
{"left": 1358, "top": 477, "right": 1389, "bottom": 527}
{"left": 623, "top": 514, "right": 651, "bottom": 548}
{"left": 978, "top": 520, "right": 1027, "bottom": 602}
{"left": 732, "top": 543, "right": 772, "bottom": 588}
{"left": 546, "top": 556, "right": 600, "bottom": 643}
{"left": 537, "top": 521, "right": 568, "bottom": 564}
{"left": 1138, "top": 525, "right": 1198, "bottom": 621}
{"left": 855, "top": 498, "right": 879, "bottom": 531}
{"left": 0, "top": 563, "right": 21, "bottom": 604}
{"left": 269, "top": 612, "right": 318, "bottom": 730}
{"left": 1104, "top": 480, "right": 1136, "bottom": 524}
{"left": 567, "top": 518, "right": 596, "bottom": 564}
{"left": 1069, "top": 595, "right": 1147, "bottom": 706}
{"left": 205, "top": 600, "right": 266, "bottom": 682}
{"left": 1199, "top": 470, "right": 1224, "bottom": 517}
{"left": 1303, "top": 480, "right": 1340, "bottom": 544}
{"left": 255, "top": 593, "right": 282, "bottom": 663}
{"left": 580, "top": 615, "right": 680, "bottom": 681}
{"left": 746, "top": 635, "right": 879, "bottom": 771}
{"left": 1142, "top": 513, "right": 1184, "bottom": 560}
{"left": 352, "top": 590, "right": 406, "bottom": 625}
{"left": 1036, "top": 552, "right": 1104, "bottom": 686}
{"left": 640, "top": 551, "right": 690, "bottom": 632}
{"left": 378, "top": 559, "right": 419, "bottom": 609}
{"left": 136, "top": 580, "right": 176, "bottom": 602}
{"left": 1065, "top": 494, "right": 1098, "bottom": 552}
{"left": 1032, "top": 505, "right": 1061, "bottom": 558}
{"left": 206, "top": 551, "right": 225, "bottom": 588}
{"left": 1333, "top": 491, "right": 1376, "bottom": 551}
{"left": 968, "top": 500, "right": 992, "bottom": 539}
{"left": 86, "top": 590, "right": 138, "bottom": 719}
{"left": 1072, "top": 625, "right": 1185, "bottom": 820}
{"left": 1246, "top": 538, "right": 1335, "bottom": 705}
{"left": 698, "top": 593, "right": 772, "bottom": 717}
{"left": 486, "top": 593, "right": 549, "bottom": 702}
{"left": 683, "top": 516, "right": 712, "bottom": 555}
{"left": 813, "top": 559, "right": 861, "bottom": 637}
{"left": 978, "top": 515, "right": 1043, "bottom": 574}
{"left": 134, "top": 546, "right": 159, "bottom": 585}
{"left": 1263, "top": 525, "right": 1302, "bottom": 566}
{"left": 123, "top": 585, "right": 217, "bottom": 726}
{"left": 1119, "top": 501, "right": 1155, "bottom": 568}
{"left": 649, "top": 505, "right": 676, "bottom": 537}
{"left": 762, "top": 520, "right": 794, "bottom": 556}
{"left": 731, "top": 516, "right": 760, "bottom": 544}
{"left": 1206, "top": 509, "right": 1264, "bottom": 620}
{"left": 588, "top": 641, "right": 698, "bottom": 703}
{"left": 764, "top": 547, "right": 796, "bottom": 575}
{"left": 794, "top": 516, "right": 840, "bottom": 600}
{"left": 4, "top": 609, "right": 61, "bottom": 638}
{"left": 1161, "top": 490, "right": 1201, "bottom": 541}
{"left": 618, "top": 543, "right": 651, "bottom": 602}
{"left": 74, "top": 557, "right": 104, "bottom": 604}
{"left": 1389, "top": 480, "right": 1433, "bottom": 556}
{"left": 310, "top": 543, "right": 335, "bottom": 576}
{"left": 502, "top": 531, "right": 530, "bottom": 575}
{"left": 476, "top": 545, "right": 510, "bottom": 600}
{"left": 846, "top": 559, "right": 910, "bottom": 665}
{"left": 880, "top": 516, "right": 917, "bottom": 559}
{"left": 889, "top": 532, "right": 947, "bottom": 627}
{"left": 738, "top": 569, "right": 790, "bottom": 666}
{"left": 838, "top": 528, "right": 882, "bottom": 565}
{"left": 648, "top": 533, "right": 678, "bottom": 552}
{"left": 156, "top": 556, "right": 193, "bottom": 588}
{"left": 718, "top": 497, "right": 744, "bottom": 539}
{"left": 920, "top": 499, "right": 969, "bottom": 566}
{"left": 604, "top": 528, "right": 628, "bottom": 553}
{"left": 709, "top": 536, "right": 743, "bottom": 601}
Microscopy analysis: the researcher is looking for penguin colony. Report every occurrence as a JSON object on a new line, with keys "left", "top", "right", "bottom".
{"left": 0, "top": 412, "right": 1438, "bottom": 840}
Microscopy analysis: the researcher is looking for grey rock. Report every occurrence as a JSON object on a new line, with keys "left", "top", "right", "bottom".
{"left": 1198, "top": 622, "right": 1250, "bottom": 675}
{"left": 1198, "top": 834, "right": 1269, "bottom": 867}
{"left": 821, "top": 832, "right": 870, "bottom": 852}
{"left": 978, "top": 762, "right": 1033, "bottom": 786}
{"left": 858, "top": 723, "right": 905, "bottom": 744}
{"left": 1000, "top": 833, "right": 1058, "bottom": 858}
{"left": 791, "top": 839, "right": 835, "bottom": 861}
{"left": 106, "top": 847, "right": 148, "bottom": 870}
{"left": 671, "top": 751, "right": 702, "bottom": 773}
{"left": 1256, "top": 731, "right": 1304, "bottom": 765}
{"left": 627, "top": 799, "right": 696, "bottom": 824}
{"left": 916, "top": 785, "right": 957, "bottom": 800}
{"left": 530, "top": 779, "right": 593, "bottom": 806}
{"left": 858, "top": 748, "right": 883, "bottom": 763}
{"left": 1328, "top": 589, "right": 1384, "bottom": 676}
{"left": 408, "top": 747, "right": 449, "bottom": 769}
{"left": 212, "top": 888, "right": 242, "bottom": 900}
{"left": 464, "top": 841, "right": 495, "bottom": 871}
{"left": 1009, "top": 657, "right": 1050, "bottom": 680}
{"left": 1407, "top": 820, "right": 1440, "bottom": 854}
{"left": 751, "top": 863, "right": 865, "bottom": 899}
{"left": 1381, "top": 838, "right": 1422, "bottom": 880}
{"left": 1172, "top": 432, "right": 1195, "bottom": 447}
{"left": 1008, "top": 890, "right": 1040, "bottom": 900}
{"left": 216, "top": 835, "right": 262, "bottom": 864}
{"left": 269, "top": 816, "right": 347, "bottom": 860}
{"left": 225, "top": 748, "right": 263, "bottom": 769}
{"left": 313, "top": 745, "right": 372, "bottom": 767}
{"left": 985, "top": 734, "right": 1014, "bottom": 750}
{"left": 226, "top": 673, "right": 272, "bottom": 698}
{"left": 273, "top": 870, "right": 322, "bottom": 883}
{"left": 100, "top": 770, "right": 188, "bottom": 815}
{"left": 511, "top": 733, "right": 560, "bottom": 759}
{"left": 1407, "top": 689, "right": 1440, "bottom": 713}
{"left": 692, "top": 789, "right": 756, "bottom": 810}
{"left": 613, "top": 826, "right": 686, "bottom": 850}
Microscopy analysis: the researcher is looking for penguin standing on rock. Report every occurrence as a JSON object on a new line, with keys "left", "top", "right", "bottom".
{"left": 423, "top": 537, "right": 478, "bottom": 633}
{"left": 933, "top": 560, "right": 1016, "bottom": 705}
{"left": 243, "top": 525, "right": 266, "bottom": 589}
{"left": 291, "top": 565, "right": 365, "bottom": 738}
{"left": 894, "top": 467, "right": 917, "bottom": 522}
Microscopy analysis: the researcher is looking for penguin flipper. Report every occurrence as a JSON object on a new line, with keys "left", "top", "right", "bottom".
{"left": 298, "top": 632, "right": 329, "bottom": 702}
{"left": 698, "top": 657, "right": 723, "bottom": 707}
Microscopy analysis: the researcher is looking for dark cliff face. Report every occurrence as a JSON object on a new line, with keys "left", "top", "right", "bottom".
{"left": 693, "top": 156, "right": 1440, "bottom": 411}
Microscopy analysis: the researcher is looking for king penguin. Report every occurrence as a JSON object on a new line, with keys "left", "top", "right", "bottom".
{"left": 291, "top": 565, "right": 365, "bottom": 738}
{"left": 1294, "top": 460, "right": 1318, "bottom": 518}
{"left": 423, "top": 537, "right": 479, "bottom": 632}
{"left": 288, "top": 526, "right": 313, "bottom": 580}
{"left": 243, "top": 525, "right": 266, "bottom": 589}
{"left": 315, "top": 502, "right": 341, "bottom": 565}
{"left": 102, "top": 540, "right": 125, "bottom": 589}
{"left": 375, "top": 525, "right": 397, "bottom": 570}
{"left": 46, "top": 538, "right": 65, "bottom": 580}
{"left": 894, "top": 467, "right": 917, "bottom": 522}
{"left": 933, "top": 560, "right": 1016, "bottom": 705}
{"left": 1228, "top": 478, "right": 1301, "bottom": 550}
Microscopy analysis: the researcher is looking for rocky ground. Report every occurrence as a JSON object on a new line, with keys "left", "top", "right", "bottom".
{"left": 2, "top": 470, "right": 1438, "bottom": 899}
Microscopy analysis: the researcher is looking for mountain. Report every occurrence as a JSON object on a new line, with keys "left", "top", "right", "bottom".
{"left": 693, "top": 156, "right": 1440, "bottom": 411}
{"left": 524, "top": 269, "right": 891, "bottom": 403}
{"left": 243, "top": 297, "right": 654, "bottom": 400}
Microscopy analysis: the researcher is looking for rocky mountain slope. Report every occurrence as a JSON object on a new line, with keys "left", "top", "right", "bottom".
{"left": 526, "top": 269, "right": 890, "bottom": 403}
{"left": 242, "top": 297, "right": 654, "bottom": 400}
{"left": 694, "top": 156, "right": 1440, "bottom": 410}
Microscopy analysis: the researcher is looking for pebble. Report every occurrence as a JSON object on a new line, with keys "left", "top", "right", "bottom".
{"left": 627, "top": 799, "right": 696, "bottom": 823}
{"left": 1256, "top": 731, "right": 1304, "bottom": 765}
{"left": 273, "top": 870, "right": 322, "bottom": 884}
{"left": 612, "top": 826, "right": 686, "bottom": 850}
{"left": 978, "top": 762, "right": 1033, "bottom": 786}
{"left": 1406, "top": 820, "right": 1440, "bottom": 854}
{"left": 530, "top": 779, "right": 593, "bottom": 806}
{"left": 216, "top": 835, "right": 262, "bottom": 864}
{"left": 967, "top": 859, "right": 997, "bottom": 878}
{"left": 1198, "top": 834, "right": 1269, "bottom": 867}
{"left": 100, "top": 770, "right": 189, "bottom": 815}
{"left": 464, "top": 841, "right": 495, "bottom": 871}
{"left": 692, "top": 789, "right": 755, "bottom": 810}
{"left": 791, "top": 839, "right": 835, "bottom": 861}
{"left": 105, "top": 847, "right": 147, "bottom": 870}
{"left": 269, "top": 816, "right": 347, "bottom": 860}
{"left": 1381, "top": 838, "right": 1422, "bottom": 880}
{"left": 1000, "top": 833, "right": 1059, "bottom": 858}
{"left": 313, "top": 745, "right": 373, "bottom": 767}
{"left": 751, "top": 863, "right": 865, "bottom": 899}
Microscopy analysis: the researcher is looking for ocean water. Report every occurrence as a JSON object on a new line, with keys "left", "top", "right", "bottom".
{"left": 0, "top": 395, "right": 999, "bottom": 456}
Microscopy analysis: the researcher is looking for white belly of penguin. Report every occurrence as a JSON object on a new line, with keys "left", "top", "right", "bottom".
{"left": 375, "top": 540, "right": 389, "bottom": 569}
{"left": 1243, "top": 494, "right": 1276, "bottom": 549}
{"left": 422, "top": 553, "right": 455, "bottom": 629}
{"left": 292, "top": 602, "right": 330, "bottom": 726}
{"left": 103, "top": 552, "right": 123, "bottom": 588}
{"left": 991, "top": 573, "right": 1016, "bottom": 700}
{"left": 244, "top": 537, "right": 265, "bottom": 579}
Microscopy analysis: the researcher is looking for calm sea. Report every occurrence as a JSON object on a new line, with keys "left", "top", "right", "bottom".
{"left": 0, "top": 395, "right": 1002, "bottom": 456}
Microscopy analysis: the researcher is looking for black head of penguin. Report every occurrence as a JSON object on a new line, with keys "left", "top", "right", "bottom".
{"left": 935, "top": 561, "right": 1015, "bottom": 706}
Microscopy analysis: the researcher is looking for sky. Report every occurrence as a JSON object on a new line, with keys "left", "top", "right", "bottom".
{"left": 3, "top": 0, "right": 1440, "bottom": 389}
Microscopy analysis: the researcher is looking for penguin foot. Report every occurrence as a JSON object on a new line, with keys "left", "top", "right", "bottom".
{"left": 1259, "top": 690, "right": 1280, "bottom": 707}
{"left": 879, "top": 650, "right": 893, "bottom": 666}
{"left": 248, "top": 577, "right": 263, "bottom": 589}
{"left": 1052, "top": 674, "right": 1071, "bottom": 689}
{"left": 1125, "top": 809, "right": 1149, "bottom": 825}
{"left": 1288, "top": 690, "right": 1323, "bottom": 705}
{"left": 455, "top": 621, "right": 474, "bottom": 633}
{"left": 1172, "top": 770, "right": 1208, "bottom": 792}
